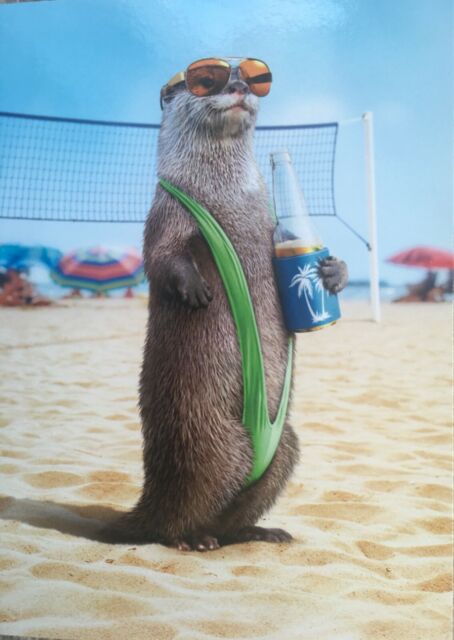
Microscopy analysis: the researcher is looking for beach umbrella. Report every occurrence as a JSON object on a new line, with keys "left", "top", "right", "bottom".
{"left": 386, "top": 246, "right": 454, "bottom": 270}
{"left": 50, "top": 246, "right": 145, "bottom": 293}
{"left": 0, "top": 244, "right": 62, "bottom": 271}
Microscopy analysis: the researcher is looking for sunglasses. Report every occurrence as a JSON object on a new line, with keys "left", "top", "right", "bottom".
{"left": 160, "top": 57, "right": 272, "bottom": 108}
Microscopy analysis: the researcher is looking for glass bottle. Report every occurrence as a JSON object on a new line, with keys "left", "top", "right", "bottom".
{"left": 271, "top": 150, "right": 322, "bottom": 255}
{"left": 270, "top": 149, "right": 341, "bottom": 332}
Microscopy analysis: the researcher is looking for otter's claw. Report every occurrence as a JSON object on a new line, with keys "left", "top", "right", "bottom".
{"left": 166, "top": 534, "right": 220, "bottom": 552}
{"left": 318, "top": 256, "right": 348, "bottom": 294}
{"left": 163, "top": 261, "right": 213, "bottom": 309}
{"left": 177, "top": 277, "right": 212, "bottom": 309}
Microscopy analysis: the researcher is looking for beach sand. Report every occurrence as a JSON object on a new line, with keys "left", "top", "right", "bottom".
{"left": 0, "top": 299, "right": 452, "bottom": 640}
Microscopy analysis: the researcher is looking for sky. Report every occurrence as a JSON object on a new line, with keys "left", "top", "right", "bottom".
{"left": 0, "top": 0, "right": 452, "bottom": 286}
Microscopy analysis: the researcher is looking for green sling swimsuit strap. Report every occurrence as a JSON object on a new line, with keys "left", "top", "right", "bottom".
{"left": 159, "top": 179, "right": 293, "bottom": 486}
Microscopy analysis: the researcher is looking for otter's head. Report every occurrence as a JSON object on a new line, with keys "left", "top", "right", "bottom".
{"left": 160, "top": 58, "right": 271, "bottom": 140}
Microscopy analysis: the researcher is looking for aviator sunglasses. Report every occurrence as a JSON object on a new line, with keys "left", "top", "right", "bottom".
{"left": 160, "top": 57, "right": 272, "bottom": 108}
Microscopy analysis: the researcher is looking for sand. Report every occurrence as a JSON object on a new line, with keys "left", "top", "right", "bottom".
{"left": 0, "top": 299, "right": 452, "bottom": 640}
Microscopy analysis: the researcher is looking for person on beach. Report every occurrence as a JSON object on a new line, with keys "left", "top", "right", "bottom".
{"left": 0, "top": 269, "right": 51, "bottom": 307}
{"left": 394, "top": 270, "right": 445, "bottom": 303}
{"left": 443, "top": 270, "right": 453, "bottom": 295}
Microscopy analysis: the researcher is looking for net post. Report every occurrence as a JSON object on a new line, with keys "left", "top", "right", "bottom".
{"left": 362, "top": 112, "right": 381, "bottom": 323}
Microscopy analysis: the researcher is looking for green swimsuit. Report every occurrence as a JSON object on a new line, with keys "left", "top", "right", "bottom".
{"left": 160, "top": 179, "right": 293, "bottom": 486}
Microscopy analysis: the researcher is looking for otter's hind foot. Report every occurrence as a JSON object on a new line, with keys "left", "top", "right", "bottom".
{"left": 225, "top": 526, "right": 293, "bottom": 544}
{"left": 167, "top": 534, "right": 220, "bottom": 552}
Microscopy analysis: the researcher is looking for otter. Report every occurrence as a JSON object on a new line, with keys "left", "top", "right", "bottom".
{"left": 103, "top": 62, "right": 348, "bottom": 551}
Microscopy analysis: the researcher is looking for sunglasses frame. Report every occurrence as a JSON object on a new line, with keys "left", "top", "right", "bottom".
{"left": 160, "top": 57, "right": 272, "bottom": 109}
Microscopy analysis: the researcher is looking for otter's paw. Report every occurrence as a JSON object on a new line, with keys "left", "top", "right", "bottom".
{"left": 190, "top": 534, "right": 220, "bottom": 552}
{"left": 228, "top": 526, "right": 293, "bottom": 544}
{"left": 166, "top": 534, "right": 220, "bottom": 552}
{"left": 164, "top": 265, "right": 213, "bottom": 309}
{"left": 318, "top": 256, "right": 348, "bottom": 294}
{"left": 165, "top": 538, "right": 193, "bottom": 552}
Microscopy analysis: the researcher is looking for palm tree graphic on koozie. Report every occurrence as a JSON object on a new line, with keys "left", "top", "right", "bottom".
{"left": 289, "top": 263, "right": 331, "bottom": 323}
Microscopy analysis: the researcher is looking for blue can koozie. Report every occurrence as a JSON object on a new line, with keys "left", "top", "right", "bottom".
{"left": 273, "top": 247, "right": 341, "bottom": 332}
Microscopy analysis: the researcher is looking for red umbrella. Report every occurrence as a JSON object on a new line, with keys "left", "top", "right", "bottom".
{"left": 387, "top": 246, "right": 454, "bottom": 269}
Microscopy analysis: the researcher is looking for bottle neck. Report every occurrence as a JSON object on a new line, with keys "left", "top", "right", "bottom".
{"left": 270, "top": 149, "right": 323, "bottom": 248}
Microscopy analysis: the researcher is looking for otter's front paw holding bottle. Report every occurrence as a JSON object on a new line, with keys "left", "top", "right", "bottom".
{"left": 318, "top": 256, "right": 348, "bottom": 294}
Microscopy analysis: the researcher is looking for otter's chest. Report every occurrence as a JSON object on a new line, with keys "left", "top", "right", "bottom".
{"left": 205, "top": 189, "right": 274, "bottom": 248}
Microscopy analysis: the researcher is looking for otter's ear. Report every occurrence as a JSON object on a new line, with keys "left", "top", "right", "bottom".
{"left": 160, "top": 82, "right": 186, "bottom": 109}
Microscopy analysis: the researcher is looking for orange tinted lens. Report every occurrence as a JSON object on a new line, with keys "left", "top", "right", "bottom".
{"left": 239, "top": 59, "right": 272, "bottom": 97}
{"left": 186, "top": 58, "right": 231, "bottom": 96}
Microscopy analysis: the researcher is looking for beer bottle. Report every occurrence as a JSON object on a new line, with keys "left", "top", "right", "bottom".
{"left": 271, "top": 150, "right": 341, "bottom": 332}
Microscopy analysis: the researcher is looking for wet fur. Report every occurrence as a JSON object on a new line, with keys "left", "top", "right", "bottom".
{"left": 102, "top": 72, "right": 346, "bottom": 549}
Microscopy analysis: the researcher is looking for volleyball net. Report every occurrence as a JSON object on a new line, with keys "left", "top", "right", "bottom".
{"left": 0, "top": 110, "right": 380, "bottom": 319}
{"left": 0, "top": 111, "right": 339, "bottom": 223}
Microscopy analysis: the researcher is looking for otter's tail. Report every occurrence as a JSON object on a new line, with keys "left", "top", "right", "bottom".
{"left": 98, "top": 510, "right": 158, "bottom": 545}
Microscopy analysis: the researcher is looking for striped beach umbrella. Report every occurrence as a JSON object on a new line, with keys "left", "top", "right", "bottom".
{"left": 50, "top": 246, "right": 145, "bottom": 292}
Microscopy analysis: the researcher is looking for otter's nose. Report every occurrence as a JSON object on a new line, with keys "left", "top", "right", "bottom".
{"left": 227, "top": 80, "right": 249, "bottom": 95}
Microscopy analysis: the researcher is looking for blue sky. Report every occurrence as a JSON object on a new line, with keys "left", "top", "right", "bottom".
{"left": 0, "top": 0, "right": 452, "bottom": 285}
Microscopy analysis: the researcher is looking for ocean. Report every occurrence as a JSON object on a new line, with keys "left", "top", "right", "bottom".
{"left": 32, "top": 278, "right": 406, "bottom": 303}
